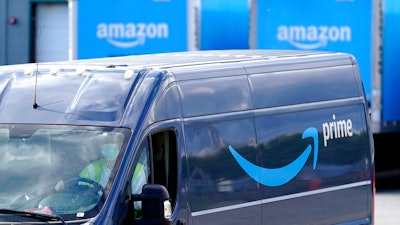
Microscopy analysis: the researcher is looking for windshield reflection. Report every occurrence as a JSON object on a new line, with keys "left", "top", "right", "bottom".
{"left": 0, "top": 124, "right": 130, "bottom": 219}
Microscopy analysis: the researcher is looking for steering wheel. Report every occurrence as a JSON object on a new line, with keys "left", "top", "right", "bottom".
{"left": 61, "top": 177, "right": 103, "bottom": 193}
{"left": 35, "top": 178, "right": 104, "bottom": 214}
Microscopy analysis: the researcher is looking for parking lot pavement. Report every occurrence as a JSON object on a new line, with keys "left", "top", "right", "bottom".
{"left": 375, "top": 189, "right": 400, "bottom": 225}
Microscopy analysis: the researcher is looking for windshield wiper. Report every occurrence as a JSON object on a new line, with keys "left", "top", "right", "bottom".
{"left": 0, "top": 208, "right": 66, "bottom": 225}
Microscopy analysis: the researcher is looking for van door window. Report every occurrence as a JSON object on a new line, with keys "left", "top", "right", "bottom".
{"left": 150, "top": 130, "right": 178, "bottom": 207}
{"left": 131, "top": 141, "right": 150, "bottom": 195}
{"left": 129, "top": 130, "right": 178, "bottom": 212}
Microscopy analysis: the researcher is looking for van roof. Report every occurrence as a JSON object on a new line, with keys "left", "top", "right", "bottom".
{"left": 0, "top": 50, "right": 356, "bottom": 126}
{"left": 33, "top": 49, "right": 343, "bottom": 69}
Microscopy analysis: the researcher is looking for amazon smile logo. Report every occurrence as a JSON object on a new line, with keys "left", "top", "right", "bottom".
{"left": 229, "top": 115, "right": 354, "bottom": 187}
{"left": 229, "top": 127, "right": 318, "bottom": 187}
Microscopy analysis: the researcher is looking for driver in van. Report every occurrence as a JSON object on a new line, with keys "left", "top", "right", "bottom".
{"left": 55, "top": 142, "right": 148, "bottom": 197}
{"left": 78, "top": 143, "right": 119, "bottom": 189}
{"left": 55, "top": 143, "right": 120, "bottom": 191}
{"left": 55, "top": 139, "right": 148, "bottom": 219}
{"left": 78, "top": 143, "right": 149, "bottom": 194}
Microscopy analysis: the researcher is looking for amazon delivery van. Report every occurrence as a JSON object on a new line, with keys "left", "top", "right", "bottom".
{"left": 0, "top": 50, "right": 374, "bottom": 225}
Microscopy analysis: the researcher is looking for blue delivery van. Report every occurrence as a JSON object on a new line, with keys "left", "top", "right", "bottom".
{"left": 0, "top": 50, "right": 374, "bottom": 225}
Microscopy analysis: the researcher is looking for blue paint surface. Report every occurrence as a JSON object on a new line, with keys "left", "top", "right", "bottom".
{"left": 77, "top": 0, "right": 188, "bottom": 59}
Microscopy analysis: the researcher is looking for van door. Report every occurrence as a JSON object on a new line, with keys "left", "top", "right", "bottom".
{"left": 185, "top": 118, "right": 261, "bottom": 225}
{"left": 123, "top": 125, "right": 189, "bottom": 225}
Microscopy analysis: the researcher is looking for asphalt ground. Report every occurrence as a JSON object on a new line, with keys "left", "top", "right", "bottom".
{"left": 376, "top": 189, "right": 400, "bottom": 225}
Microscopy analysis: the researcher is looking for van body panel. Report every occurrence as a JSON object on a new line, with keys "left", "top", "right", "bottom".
{"left": 148, "top": 80, "right": 182, "bottom": 124}
{"left": 0, "top": 50, "right": 374, "bottom": 225}
{"left": 178, "top": 75, "right": 252, "bottom": 117}
{"left": 255, "top": 104, "right": 371, "bottom": 224}
{"left": 249, "top": 65, "right": 361, "bottom": 108}
{"left": 185, "top": 116, "right": 261, "bottom": 224}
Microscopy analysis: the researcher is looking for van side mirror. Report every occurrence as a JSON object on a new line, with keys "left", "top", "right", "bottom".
{"left": 132, "top": 184, "right": 172, "bottom": 225}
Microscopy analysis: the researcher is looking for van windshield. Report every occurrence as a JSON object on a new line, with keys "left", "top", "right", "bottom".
{"left": 0, "top": 124, "right": 130, "bottom": 219}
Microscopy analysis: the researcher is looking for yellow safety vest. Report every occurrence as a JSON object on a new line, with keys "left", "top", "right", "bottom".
{"left": 79, "top": 159, "right": 107, "bottom": 183}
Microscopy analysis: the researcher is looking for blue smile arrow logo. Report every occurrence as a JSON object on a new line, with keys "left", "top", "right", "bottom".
{"left": 229, "top": 127, "right": 318, "bottom": 187}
